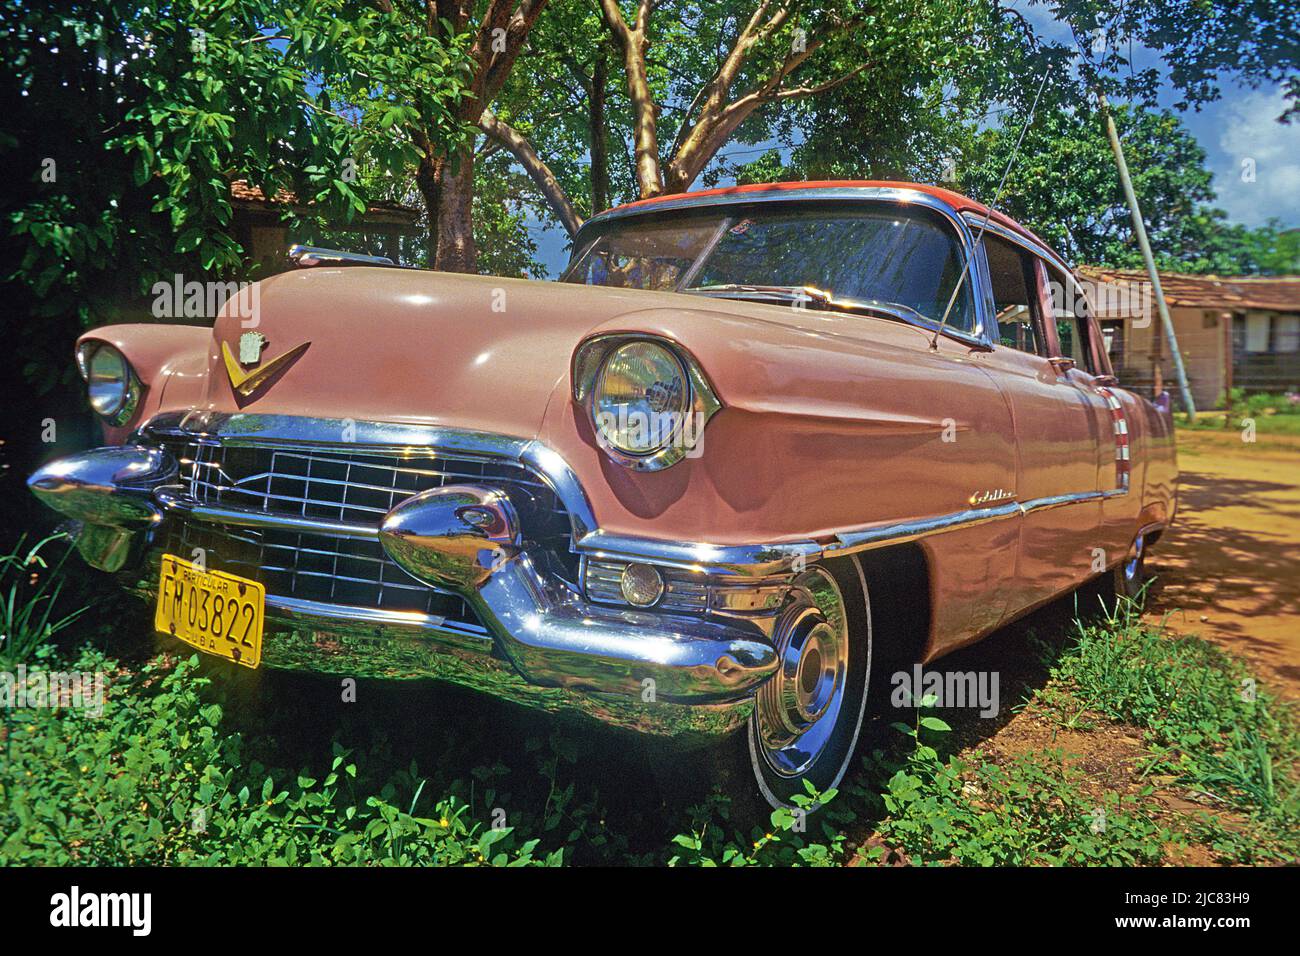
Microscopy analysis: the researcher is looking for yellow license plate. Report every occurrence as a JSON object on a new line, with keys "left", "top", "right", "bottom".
{"left": 155, "top": 554, "right": 265, "bottom": 668}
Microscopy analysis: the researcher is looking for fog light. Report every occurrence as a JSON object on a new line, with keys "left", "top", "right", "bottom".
{"left": 620, "top": 562, "right": 664, "bottom": 607}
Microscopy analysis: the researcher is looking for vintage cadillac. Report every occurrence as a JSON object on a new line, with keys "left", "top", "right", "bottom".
{"left": 29, "top": 181, "right": 1176, "bottom": 807}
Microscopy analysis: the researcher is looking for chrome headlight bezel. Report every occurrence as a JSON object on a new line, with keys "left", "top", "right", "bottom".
{"left": 572, "top": 334, "right": 722, "bottom": 471}
{"left": 80, "top": 342, "right": 141, "bottom": 426}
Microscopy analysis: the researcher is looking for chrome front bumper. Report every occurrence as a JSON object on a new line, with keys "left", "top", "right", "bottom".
{"left": 29, "top": 427, "right": 798, "bottom": 738}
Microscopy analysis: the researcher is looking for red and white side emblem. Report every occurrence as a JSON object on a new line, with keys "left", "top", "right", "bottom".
{"left": 1095, "top": 386, "right": 1130, "bottom": 492}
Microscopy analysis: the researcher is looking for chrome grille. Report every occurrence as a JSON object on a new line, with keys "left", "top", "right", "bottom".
{"left": 156, "top": 438, "right": 578, "bottom": 628}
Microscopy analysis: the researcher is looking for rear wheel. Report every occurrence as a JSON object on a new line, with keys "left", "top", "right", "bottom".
{"left": 747, "top": 557, "right": 872, "bottom": 810}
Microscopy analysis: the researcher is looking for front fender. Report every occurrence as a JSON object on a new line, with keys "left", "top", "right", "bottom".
{"left": 77, "top": 324, "right": 211, "bottom": 442}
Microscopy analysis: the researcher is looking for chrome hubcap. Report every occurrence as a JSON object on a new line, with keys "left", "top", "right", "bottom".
{"left": 756, "top": 567, "right": 849, "bottom": 778}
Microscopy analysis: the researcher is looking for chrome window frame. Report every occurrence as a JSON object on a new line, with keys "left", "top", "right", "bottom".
{"left": 965, "top": 214, "right": 1103, "bottom": 370}
{"left": 961, "top": 214, "right": 1074, "bottom": 277}
{"left": 570, "top": 187, "right": 997, "bottom": 350}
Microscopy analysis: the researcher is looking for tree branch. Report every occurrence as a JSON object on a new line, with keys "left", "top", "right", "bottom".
{"left": 598, "top": 0, "right": 663, "bottom": 196}
{"left": 479, "top": 109, "right": 584, "bottom": 236}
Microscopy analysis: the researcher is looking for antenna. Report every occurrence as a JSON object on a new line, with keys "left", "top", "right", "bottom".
{"left": 930, "top": 69, "right": 1051, "bottom": 350}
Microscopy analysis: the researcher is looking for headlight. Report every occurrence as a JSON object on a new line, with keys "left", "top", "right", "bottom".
{"left": 573, "top": 334, "right": 722, "bottom": 471}
{"left": 594, "top": 341, "right": 690, "bottom": 455}
{"left": 84, "top": 343, "right": 140, "bottom": 425}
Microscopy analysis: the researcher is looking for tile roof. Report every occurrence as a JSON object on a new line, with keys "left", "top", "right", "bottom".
{"left": 229, "top": 179, "right": 420, "bottom": 221}
{"left": 1078, "top": 267, "right": 1300, "bottom": 313}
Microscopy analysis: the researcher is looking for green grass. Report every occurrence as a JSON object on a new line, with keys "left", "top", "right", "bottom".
{"left": 1176, "top": 413, "right": 1300, "bottom": 435}
{"left": 2, "top": 545, "right": 1297, "bottom": 866}
{"left": 1175, "top": 390, "right": 1300, "bottom": 435}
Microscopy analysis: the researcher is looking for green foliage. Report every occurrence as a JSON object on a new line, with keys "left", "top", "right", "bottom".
{"left": 1047, "top": 600, "right": 1300, "bottom": 822}
{"left": 0, "top": 535, "right": 85, "bottom": 669}
{"left": 714, "top": 1, "right": 1037, "bottom": 188}
{"left": 1047, "top": 0, "right": 1300, "bottom": 118}
{"left": 2, "top": 0, "right": 474, "bottom": 394}
{"left": 284, "top": 0, "right": 475, "bottom": 182}
{"left": 863, "top": 690, "right": 1171, "bottom": 865}
{"left": 873, "top": 748, "right": 1175, "bottom": 866}
{"left": 667, "top": 781, "right": 847, "bottom": 866}
{"left": 473, "top": 150, "right": 548, "bottom": 279}
{"left": 959, "top": 103, "right": 1291, "bottom": 274}
{"left": 0, "top": 652, "right": 559, "bottom": 866}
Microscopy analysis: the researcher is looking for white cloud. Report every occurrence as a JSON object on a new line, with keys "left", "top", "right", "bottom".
{"left": 1214, "top": 86, "right": 1300, "bottom": 227}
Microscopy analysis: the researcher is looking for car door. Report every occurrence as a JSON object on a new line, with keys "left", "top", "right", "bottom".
{"left": 1044, "top": 264, "right": 1136, "bottom": 563}
{"left": 972, "top": 234, "right": 1104, "bottom": 617}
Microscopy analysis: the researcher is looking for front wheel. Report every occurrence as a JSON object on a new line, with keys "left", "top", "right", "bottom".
{"left": 746, "top": 557, "right": 872, "bottom": 810}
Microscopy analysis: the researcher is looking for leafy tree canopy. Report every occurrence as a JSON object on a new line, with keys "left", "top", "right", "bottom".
{"left": 960, "top": 103, "right": 1294, "bottom": 274}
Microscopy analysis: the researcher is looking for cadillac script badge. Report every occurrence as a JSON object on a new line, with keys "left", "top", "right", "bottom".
{"left": 238, "top": 331, "right": 267, "bottom": 366}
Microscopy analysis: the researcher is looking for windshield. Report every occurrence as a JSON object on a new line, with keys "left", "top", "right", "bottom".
{"left": 562, "top": 204, "right": 976, "bottom": 331}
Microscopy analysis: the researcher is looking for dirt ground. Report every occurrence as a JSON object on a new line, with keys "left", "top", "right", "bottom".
{"left": 1147, "top": 428, "right": 1300, "bottom": 697}
{"left": 875, "top": 425, "right": 1300, "bottom": 864}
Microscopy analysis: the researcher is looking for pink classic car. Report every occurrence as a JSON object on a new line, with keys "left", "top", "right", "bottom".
{"left": 29, "top": 181, "right": 1177, "bottom": 807}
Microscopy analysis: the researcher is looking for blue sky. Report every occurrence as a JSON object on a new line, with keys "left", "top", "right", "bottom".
{"left": 528, "top": 5, "right": 1299, "bottom": 277}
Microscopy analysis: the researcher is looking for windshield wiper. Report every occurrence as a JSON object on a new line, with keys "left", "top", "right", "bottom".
{"left": 687, "top": 283, "right": 821, "bottom": 303}
{"left": 685, "top": 284, "right": 932, "bottom": 327}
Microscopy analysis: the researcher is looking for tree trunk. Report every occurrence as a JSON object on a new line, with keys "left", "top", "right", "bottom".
{"left": 598, "top": 0, "right": 662, "bottom": 197}
{"left": 589, "top": 53, "right": 610, "bottom": 213}
{"left": 414, "top": 154, "right": 442, "bottom": 268}
{"left": 624, "top": 33, "right": 662, "bottom": 197}
{"left": 433, "top": 151, "right": 478, "bottom": 273}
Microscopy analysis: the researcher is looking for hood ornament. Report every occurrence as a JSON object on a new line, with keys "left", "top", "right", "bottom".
{"left": 238, "top": 331, "right": 267, "bottom": 366}
{"left": 222, "top": 335, "right": 310, "bottom": 397}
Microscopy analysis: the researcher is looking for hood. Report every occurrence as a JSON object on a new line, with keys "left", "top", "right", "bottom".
{"left": 197, "top": 266, "right": 943, "bottom": 441}
{"left": 202, "top": 268, "right": 672, "bottom": 438}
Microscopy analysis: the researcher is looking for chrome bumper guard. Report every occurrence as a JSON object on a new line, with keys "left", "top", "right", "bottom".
{"left": 29, "top": 444, "right": 786, "bottom": 736}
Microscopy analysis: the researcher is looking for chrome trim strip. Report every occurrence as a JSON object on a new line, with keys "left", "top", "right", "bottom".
{"left": 583, "top": 186, "right": 965, "bottom": 234}
{"left": 287, "top": 244, "right": 396, "bottom": 268}
{"left": 265, "top": 593, "right": 491, "bottom": 641}
{"left": 573, "top": 186, "right": 995, "bottom": 349}
{"left": 137, "top": 414, "right": 1113, "bottom": 578}
{"left": 824, "top": 501, "right": 1024, "bottom": 555}
{"left": 583, "top": 490, "right": 1114, "bottom": 575}
{"left": 962, "top": 214, "right": 1074, "bottom": 276}
{"left": 154, "top": 487, "right": 380, "bottom": 539}
{"left": 576, "top": 531, "right": 821, "bottom": 578}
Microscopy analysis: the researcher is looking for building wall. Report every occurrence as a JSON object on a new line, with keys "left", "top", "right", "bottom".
{"left": 1112, "top": 307, "right": 1226, "bottom": 408}
{"left": 1232, "top": 310, "right": 1300, "bottom": 393}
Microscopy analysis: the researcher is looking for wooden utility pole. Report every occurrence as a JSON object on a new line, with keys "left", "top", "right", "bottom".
{"left": 1098, "top": 93, "right": 1197, "bottom": 420}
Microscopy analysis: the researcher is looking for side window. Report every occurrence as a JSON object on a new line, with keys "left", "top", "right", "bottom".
{"left": 1043, "top": 264, "right": 1097, "bottom": 374}
{"left": 982, "top": 235, "right": 1043, "bottom": 354}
